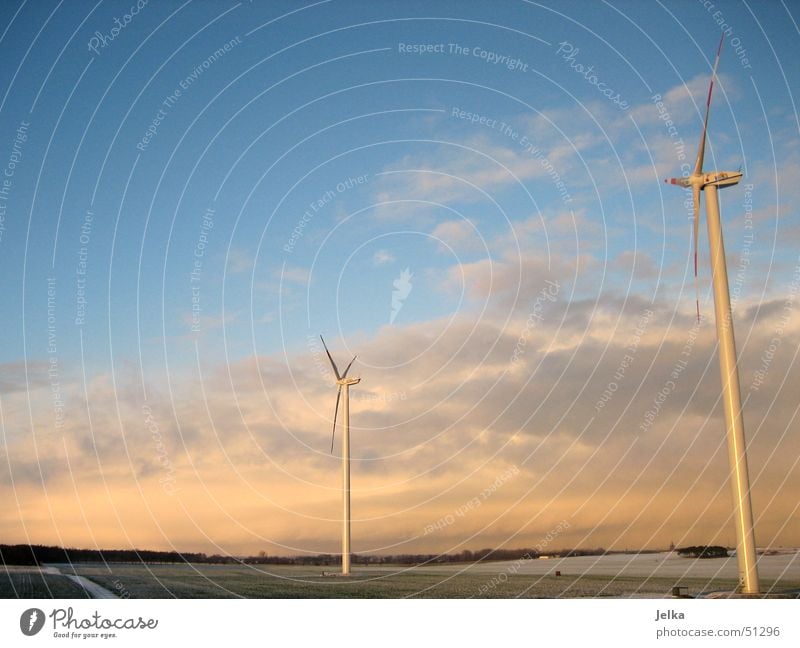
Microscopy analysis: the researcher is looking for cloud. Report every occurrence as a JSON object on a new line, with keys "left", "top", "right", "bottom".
{"left": 2, "top": 291, "right": 798, "bottom": 554}
{"left": 277, "top": 265, "right": 310, "bottom": 285}
{"left": 226, "top": 248, "right": 253, "bottom": 274}
{"left": 369, "top": 126, "right": 601, "bottom": 214}
{"left": 0, "top": 361, "right": 51, "bottom": 394}
{"left": 3, "top": 76, "right": 798, "bottom": 557}
{"left": 372, "top": 249, "right": 395, "bottom": 266}
{"left": 611, "top": 250, "right": 659, "bottom": 279}
{"left": 628, "top": 73, "right": 736, "bottom": 129}
{"left": 430, "top": 219, "right": 487, "bottom": 255}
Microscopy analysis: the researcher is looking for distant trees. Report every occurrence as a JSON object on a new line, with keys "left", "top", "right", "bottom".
{"left": 1, "top": 543, "right": 624, "bottom": 567}
{"left": 0, "top": 544, "right": 208, "bottom": 566}
{"left": 676, "top": 545, "right": 729, "bottom": 559}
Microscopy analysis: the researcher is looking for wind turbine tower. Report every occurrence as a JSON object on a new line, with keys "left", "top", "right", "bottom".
{"left": 666, "top": 36, "right": 759, "bottom": 594}
{"left": 320, "top": 335, "right": 360, "bottom": 576}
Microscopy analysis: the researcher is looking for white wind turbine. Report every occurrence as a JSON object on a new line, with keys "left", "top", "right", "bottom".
{"left": 665, "top": 35, "right": 759, "bottom": 594}
{"left": 320, "top": 335, "right": 360, "bottom": 576}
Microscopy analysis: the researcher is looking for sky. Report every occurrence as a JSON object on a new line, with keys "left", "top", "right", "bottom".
{"left": 0, "top": 0, "right": 798, "bottom": 557}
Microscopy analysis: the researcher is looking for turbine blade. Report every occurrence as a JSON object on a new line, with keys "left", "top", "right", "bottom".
{"left": 692, "top": 184, "right": 701, "bottom": 321}
{"left": 693, "top": 34, "right": 724, "bottom": 176}
{"left": 320, "top": 335, "right": 341, "bottom": 381}
{"left": 666, "top": 177, "right": 691, "bottom": 187}
{"left": 341, "top": 355, "right": 357, "bottom": 379}
{"left": 330, "top": 387, "right": 341, "bottom": 453}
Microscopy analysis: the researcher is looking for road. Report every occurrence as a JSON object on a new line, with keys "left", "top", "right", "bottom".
{"left": 43, "top": 565, "right": 118, "bottom": 599}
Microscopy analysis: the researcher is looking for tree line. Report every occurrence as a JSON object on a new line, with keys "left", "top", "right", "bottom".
{"left": 1, "top": 543, "right": 667, "bottom": 567}
{"left": 675, "top": 545, "right": 730, "bottom": 559}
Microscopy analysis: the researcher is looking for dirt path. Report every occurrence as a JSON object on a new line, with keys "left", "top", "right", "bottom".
{"left": 45, "top": 566, "right": 118, "bottom": 599}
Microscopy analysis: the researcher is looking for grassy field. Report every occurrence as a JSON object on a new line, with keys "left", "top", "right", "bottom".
{"left": 53, "top": 562, "right": 751, "bottom": 599}
{"left": 3, "top": 557, "right": 798, "bottom": 598}
{"left": 0, "top": 569, "right": 90, "bottom": 598}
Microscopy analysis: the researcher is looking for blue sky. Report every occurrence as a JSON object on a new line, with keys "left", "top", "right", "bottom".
{"left": 1, "top": 1, "right": 799, "bottom": 555}
{"left": 2, "top": 0, "right": 797, "bottom": 370}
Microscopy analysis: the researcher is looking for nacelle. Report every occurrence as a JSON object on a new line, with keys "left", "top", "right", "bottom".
{"left": 705, "top": 171, "right": 743, "bottom": 188}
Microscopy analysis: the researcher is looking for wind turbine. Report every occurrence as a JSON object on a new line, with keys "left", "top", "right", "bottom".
{"left": 320, "top": 335, "right": 360, "bottom": 576}
{"left": 665, "top": 35, "right": 759, "bottom": 594}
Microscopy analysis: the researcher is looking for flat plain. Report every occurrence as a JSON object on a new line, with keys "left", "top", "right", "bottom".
{"left": 0, "top": 567, "right": 91, "bottom": 598}
{"left": 2, "top": 551, "right": 794, "bottom": 599}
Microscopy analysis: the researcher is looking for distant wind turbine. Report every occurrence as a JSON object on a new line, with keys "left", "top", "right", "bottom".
{"left": 665, "top": 35, "right": 759, "bottom": 594}
{"left": 320, "top": 335, "right": 360, "bottom": 576}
